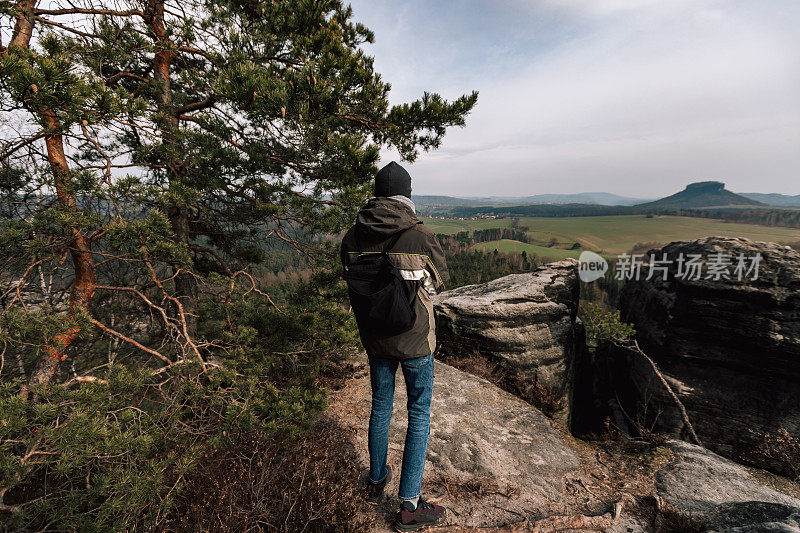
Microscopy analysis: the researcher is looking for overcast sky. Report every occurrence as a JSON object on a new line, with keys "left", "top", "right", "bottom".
{"left": 349, "top": 0, "right": 800, "bottom": 198}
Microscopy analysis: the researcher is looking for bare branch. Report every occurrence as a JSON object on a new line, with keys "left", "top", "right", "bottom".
{"left": 231, "top": 270, "right": 282, "bottom": 312}
{"left": 33, "top": 16, "right": 93, "bottom": 38}
{"left": 87, "top": 316, "right": 172, "bottom": 366}
{"left": 619, "top": 339, "right": 703, "bottom": 446}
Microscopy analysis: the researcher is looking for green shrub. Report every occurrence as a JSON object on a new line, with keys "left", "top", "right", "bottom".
{"left": 579, "top": 302, "right": 636, "bottom": 348}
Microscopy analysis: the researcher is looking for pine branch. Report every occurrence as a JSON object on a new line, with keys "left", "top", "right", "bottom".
{"left": 104, "top": 72, "right": 149, "bottom": 86}
{"left": 34, "top": 7, "right": 145, "bottom": 17}
{"left": 187, "top": 243, "right": 232, "bottom": 276}
{"left": 33, "top": 16, "right": 93, "bottom": 38}
{"left": 173, "top": 95, "right": 216, "bottom": 116}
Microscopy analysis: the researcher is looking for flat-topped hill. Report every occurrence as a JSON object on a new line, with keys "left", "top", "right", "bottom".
{"left": 636, "top": 181, "right": 766, "bottom": 209}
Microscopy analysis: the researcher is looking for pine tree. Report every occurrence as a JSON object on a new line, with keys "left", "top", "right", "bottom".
{"left": 1, "top": 1, "right": 477, "bottom": 525}
{"left": 1, "top": 0, "right": 477, "bottom": 383}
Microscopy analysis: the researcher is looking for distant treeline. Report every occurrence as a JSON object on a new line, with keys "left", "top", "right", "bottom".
{"left": 660, "top": 207, "right": 800, "bottom": 229}
{"left": 446, "top": 203, "right": 633, "bottom": 218}
{"left": 448, "top": 227, "right": 531, "bottom": 244}
{"left": 440, "top": 204, "right": 800, "bottom": 229}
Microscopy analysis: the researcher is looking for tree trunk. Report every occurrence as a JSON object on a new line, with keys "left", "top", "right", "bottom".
{"left": 148, "top": 0, "right": 199, "bottom": 337}
{"left": 167, "top": 204, "right": 199, "bottom": 336}
{"left": 5, "top": 1, "right": 97, "bottom": 387}
{"left": 7, "top": 0, "right": 36, "bottom": 49}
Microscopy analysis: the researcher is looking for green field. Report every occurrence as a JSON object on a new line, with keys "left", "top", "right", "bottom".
{"left": 472, "top": 239, "right": 582, "bottom": 260}
{"left": 424, "top": 215, "right": 800, "bottom": 255}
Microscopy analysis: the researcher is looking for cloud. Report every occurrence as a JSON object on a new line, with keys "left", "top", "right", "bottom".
{"left": 351, "top": 0, "right": 800, "bottom": 196}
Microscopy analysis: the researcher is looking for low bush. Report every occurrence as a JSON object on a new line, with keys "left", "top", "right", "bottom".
{"left": 164, "top": 416, "right": 370, "bottom": 532}
{"left": 0, "top": 274, "right": 360, "bottom": 531}
{"left": 745, "top": 428, "right": 800, "bottom": 482}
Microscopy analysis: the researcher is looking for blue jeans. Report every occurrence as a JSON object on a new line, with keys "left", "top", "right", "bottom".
{"left": 368, "top": 352, "right": 433, "bottom": 500}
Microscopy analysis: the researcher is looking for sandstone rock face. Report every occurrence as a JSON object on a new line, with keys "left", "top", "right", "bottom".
{"left": 328, "top": 355, "right": 581, "bottom": 528}
{"left": 615, "top": 237, "right": 800, "bottom": 475}
{"left": 655, "top": 440, "right": 800, "bottom": 532}
{"left": 422, "top": 360, "right": 581, "bottom": 500}
{"left": 433, "top": 260, "right": 580, "bottom": 418}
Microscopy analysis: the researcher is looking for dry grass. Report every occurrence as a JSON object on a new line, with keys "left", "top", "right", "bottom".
{"left": 744, "top": 428, "right": 800, "bottom": 483}
{"left": 162, "top": 417, "right": 370, "bottom": 533}
{"left": 429, "top": 474, "right": 519, "bottom": 502}
{"left": 628, "top": 241, "right": 667, "bottom": 255}
{"left": 159, "top": 357, "right": 368, "bottom": 532}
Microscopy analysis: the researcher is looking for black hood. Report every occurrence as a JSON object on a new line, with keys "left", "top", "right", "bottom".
{"left": 355, "top": 197, "right": 419, "bottom": 237}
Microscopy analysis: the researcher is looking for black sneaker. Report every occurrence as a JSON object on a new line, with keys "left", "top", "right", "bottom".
{"left": 393, "top": 497, "right": 446, "bottom": 532}
{"left": 364, "top": 466, "right": 392, "bottom": 504}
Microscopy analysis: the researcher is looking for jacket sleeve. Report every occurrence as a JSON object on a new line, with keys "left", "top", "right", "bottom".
{"left": 340, "top": 228, "right": 351, "bottom": 268}
{"left": 427, "top": 232, "right": 450, "bottom": 292}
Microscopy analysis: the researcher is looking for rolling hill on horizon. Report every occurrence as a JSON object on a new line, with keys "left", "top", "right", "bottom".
{"left": 414, "top": 184, "right": 800, "bottom": 210}
{"left": 739, "top": 192, "right": 800, "bottom": 207}
{"left": 412, "top": 192, "right": 651, "bottom": 207}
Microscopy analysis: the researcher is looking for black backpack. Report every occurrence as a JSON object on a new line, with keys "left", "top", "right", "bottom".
{"left": 343, "top": 225, "right": 420, "bottom": 337}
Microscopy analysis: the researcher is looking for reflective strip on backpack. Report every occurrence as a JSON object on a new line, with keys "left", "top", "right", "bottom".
{"left": 399, "top": 268, "right": 437, "bottom": 296}
{"left": 398, "top": 269, "right": 427, "bottom": 281}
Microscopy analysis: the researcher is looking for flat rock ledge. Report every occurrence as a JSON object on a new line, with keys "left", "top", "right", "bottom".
{"left": 328, "top": 354, "right": 580, "bottom": 529}
{"left": 655, "top": 440, "right": 800, "bottom": 532}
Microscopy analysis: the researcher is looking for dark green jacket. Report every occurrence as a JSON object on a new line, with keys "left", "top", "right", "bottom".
{"left": 341, "top": 197, "right": 449, "bottom": 359}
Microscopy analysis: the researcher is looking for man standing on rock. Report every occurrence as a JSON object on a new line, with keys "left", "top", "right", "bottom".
{"left": 341, "top": 161, "right": 450, "bottom": 531}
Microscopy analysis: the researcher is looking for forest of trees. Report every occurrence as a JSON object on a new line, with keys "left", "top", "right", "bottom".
{"left": 0, "top": 1, "right": 477, "bottom": 528}
{"left": 447, "top": 203, "right": 637, "bottom": 218}
{"left": 434, "top": 234, "right": 536, "bottom": 287}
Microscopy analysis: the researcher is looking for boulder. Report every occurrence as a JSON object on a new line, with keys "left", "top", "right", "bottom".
{"left": 655, "top": 440, "right": 800, "bottom": 532}
{"left": 614, "top": 237, "right": 800, "bottom": 475}
{"left": 328, "top": 355, "right": 581, "bottom": 528}
{"left": 433, "top": 260, "right": 581, "bottom": 419}
{"left": 706, "top": 502, "right": 800, "bottom": 533}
